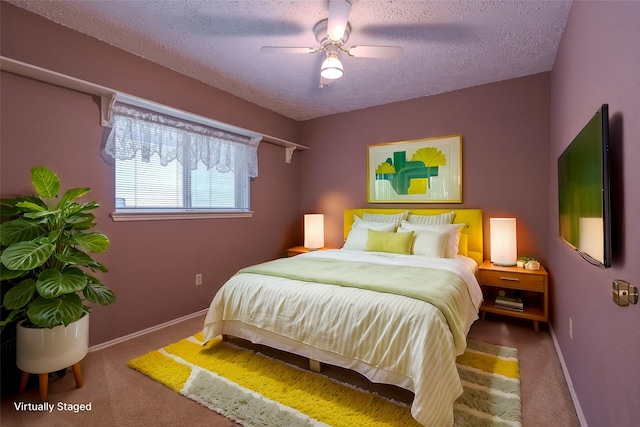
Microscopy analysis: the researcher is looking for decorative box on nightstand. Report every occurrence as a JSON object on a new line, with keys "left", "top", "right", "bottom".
{"left": 478, "top": 260, "right": 548, "bottom": 331}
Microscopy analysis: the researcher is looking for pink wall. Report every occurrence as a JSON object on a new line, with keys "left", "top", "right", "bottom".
{"left": 4, "top": 3, "right": 639, "bottom": 423}
{"left": 548, "top": 1, "right": 640, "bottom": 425}
{"left": 299, "top": 74, "right": 551, "bottom": 263}
{"left": 0, "top": 4, "right": 301, "bottom": 345}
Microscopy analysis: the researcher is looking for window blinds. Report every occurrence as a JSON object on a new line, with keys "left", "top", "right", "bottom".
{"left": 105, "top": 103, "right": 259, "bottom": 212}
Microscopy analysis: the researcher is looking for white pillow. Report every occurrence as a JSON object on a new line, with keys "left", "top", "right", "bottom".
{"left": 344, "top": 221, "right": 396, "bottom": 250}
{"left": 399, "top": 221, "right": 464, "bottom": 258}
{"left": 342, "top": 228, "right": 369, "bottom": 251}
{"left": 362, "top": 211, "right": 408, "bottom": 224}
{"left": 407, "top": 211, "right": 455, "bottom": 225}
{"left": 410, "top": 229, "right": 448, "bottom": 258}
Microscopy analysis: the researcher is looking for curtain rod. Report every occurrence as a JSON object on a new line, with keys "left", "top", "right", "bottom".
{"left": 0, "top": 56, "right": 307, "bottom": 163}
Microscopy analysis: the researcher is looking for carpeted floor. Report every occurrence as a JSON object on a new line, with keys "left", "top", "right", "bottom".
{"left": 0, "top": 313, "right": 580, "bottom": 427}
{"left": 127, "top": 333, "right": 521, "bottom": 426}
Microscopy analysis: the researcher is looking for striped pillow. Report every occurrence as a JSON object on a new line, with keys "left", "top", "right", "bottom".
{"left": 407, "top": 211, "right": 455, "bottom": 225}
{"left": 362, "top": 211, "right": 409, "bottom": 224}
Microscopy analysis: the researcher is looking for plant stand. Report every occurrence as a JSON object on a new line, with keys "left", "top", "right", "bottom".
{"left": 19, "top": 362, "right": 83, "bottom": 402}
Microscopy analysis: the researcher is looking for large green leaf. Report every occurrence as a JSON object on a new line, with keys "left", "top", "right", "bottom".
{"left": 55, "top": 248, "right": 94, "bottom": 266}
{"left": 55, "top": 248, "right": 107, "bottom": 271}
{"left": 83, "top": 279, "right": 115, "bottom": 306}
{"left": 3, "top": 278, "right": 36, "bottom": 309}
{"left": 0, "top": 241, "right": 55, "bottom": 270}
{"left": 1, "top": 196, "right": 46, "bottom": 217}
{"left": 57, "top": 187, "right": 91, "bottom": 209}
{"left": 68, "top": 219, "right": 97, "bottom": 231}
{"left": 27, "top": 294, "right": 84, "bottom": 328}
{"left": 0, "top": 219, "right": 42, "bottom": 245}
{"left": 66, "top": 201, "right": 100, "bottom": 216}
{"left": 22, "top": 208, "right": 59, "bottom": 219}
{"left": 90, "top": 261, "right": 109, "bottom": 273}
{"left": 73, "top": 232, "right": 110, "bottom": 253}
{"left": 63, "top": 203, "right": 100, "bottom": 229}
{"left": 0, "top": 264, "right": 27, "bottom": 281}
{"left": 31, "top": 166, "right": 60, "bottom": 200}
{"left": 15, "top": 201, "right": 46, "bottom": 213}
{"left": 35, "top": 267, "right": 87, "bottom": 298}
{"left": 64, "top": 212, "right": 96, "bottom": 228}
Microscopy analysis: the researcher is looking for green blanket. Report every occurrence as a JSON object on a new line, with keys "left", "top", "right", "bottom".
{"left": 238, "top": 257, "right": 473, "bottom": 352}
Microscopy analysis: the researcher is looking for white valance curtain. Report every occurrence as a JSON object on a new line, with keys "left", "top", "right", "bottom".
{"left": 104, "top": 103, "right": 261, "bottom": 178}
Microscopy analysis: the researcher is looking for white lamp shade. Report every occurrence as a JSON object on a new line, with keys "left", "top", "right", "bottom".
{"left": 320, "top": 52, "right": 343, "bottom": 80}
{"left": 490, "top": 218, "right": 517, "bottom": 266}
{"left": 304, "top": 214, "right": 325, "bottom": 250}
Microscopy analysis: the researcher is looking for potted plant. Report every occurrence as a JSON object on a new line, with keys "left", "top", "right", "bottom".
{"left": 0, "top": 166, "right": 114, "bottom": 389}
{"left": 516, "top": 256, "right": 533, "bottom": 268}
{"left": 517, "top": 256, "right": 540, "bottom": 270}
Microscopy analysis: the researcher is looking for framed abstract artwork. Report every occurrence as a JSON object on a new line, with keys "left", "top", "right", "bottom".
{"left": 367, "top": 135, "right": 462, "bottom": 203}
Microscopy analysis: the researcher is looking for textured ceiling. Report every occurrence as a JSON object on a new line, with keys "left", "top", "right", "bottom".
{"left": 8, "top": 0, "right": 572, "bottom": 121}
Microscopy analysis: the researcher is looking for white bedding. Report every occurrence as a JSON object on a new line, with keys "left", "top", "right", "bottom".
{"left": 203, "top": 249, "right": 482, "bottom": 427}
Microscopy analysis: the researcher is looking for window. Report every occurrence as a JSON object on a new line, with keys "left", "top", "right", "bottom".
{"left": 104, "top": 103, "right": 260, "bottom": 219}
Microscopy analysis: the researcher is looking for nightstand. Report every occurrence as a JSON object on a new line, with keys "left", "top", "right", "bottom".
{"left": 478, "top": 260, "right": 548, "bottom": 331}
{"left": 286, "top": 246, "right": 333, "bottom": 257}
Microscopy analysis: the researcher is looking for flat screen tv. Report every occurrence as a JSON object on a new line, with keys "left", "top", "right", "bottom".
{"left": 558, "top": 104, "right": 611, "bottom": 267}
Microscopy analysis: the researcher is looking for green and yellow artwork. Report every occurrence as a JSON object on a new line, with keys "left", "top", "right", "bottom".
{"left": 368, "top": 135, "right": 462, "bottom": 203}
{"left": 375, "top": 147, "right": 447, "bottom": 195}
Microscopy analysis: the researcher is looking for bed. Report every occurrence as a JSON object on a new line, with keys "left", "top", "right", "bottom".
{"left": 203, "top": 208, "right": 483, "bottom": 426}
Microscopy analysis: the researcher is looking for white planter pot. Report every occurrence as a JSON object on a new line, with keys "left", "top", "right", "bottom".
{"left": 525, "top": 260, "right": 541, "bottom": 271}
{"left": 16, "top": 315, "right": 89, "bottom": 374}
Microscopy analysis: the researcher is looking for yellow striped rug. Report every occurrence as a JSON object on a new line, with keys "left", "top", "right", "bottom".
{"left": 128, "top": 333, "right": 520, "bottom": 427}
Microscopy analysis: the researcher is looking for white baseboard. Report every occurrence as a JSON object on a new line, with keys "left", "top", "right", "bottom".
{"left": 549, "top": 324, "right": 588, "bottom": 427}
{"left": 88, "top": 308, "right": 208, "bottom": 352}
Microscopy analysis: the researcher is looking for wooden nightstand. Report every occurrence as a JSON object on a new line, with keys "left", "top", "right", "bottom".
{"left": 478, "top": 260, "right": 548, "bottom": 331}
{"left": 286, "top": 246, "right": 334, "bottom": 257}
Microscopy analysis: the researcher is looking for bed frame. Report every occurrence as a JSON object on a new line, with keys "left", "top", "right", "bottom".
{"left": 215, "top": 208, "right": 484, "bottom": 425}
{"left": 344, "top": 208, "right": 484, "bottom": 265}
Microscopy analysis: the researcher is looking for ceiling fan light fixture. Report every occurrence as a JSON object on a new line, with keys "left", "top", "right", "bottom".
{"left": 320, "top": 51, "right": 343, "bottom": 80}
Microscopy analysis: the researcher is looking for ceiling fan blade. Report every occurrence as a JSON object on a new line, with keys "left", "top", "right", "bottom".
{"left": 261, "top": 46, "right": 319, "bottom": 54}
{"left": 347, "top": 45, "right": 403, "bottom": 59}
{"left": 327, "top": 0, "right": 352, "bottom": 41}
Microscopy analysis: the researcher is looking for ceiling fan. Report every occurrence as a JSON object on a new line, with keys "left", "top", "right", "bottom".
{"left": 261, "top": 0, "right": 402, "bottom": 87}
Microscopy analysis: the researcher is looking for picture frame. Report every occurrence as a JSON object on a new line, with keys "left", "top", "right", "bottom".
{"left": 367, "top": 134, "right": 462, "bottom": 203}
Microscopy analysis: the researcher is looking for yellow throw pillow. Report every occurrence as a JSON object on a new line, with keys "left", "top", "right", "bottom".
{"left": 365, "top": 229, "right": 414, "bottom": 255}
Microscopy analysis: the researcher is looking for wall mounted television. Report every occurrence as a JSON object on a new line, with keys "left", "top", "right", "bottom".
{"left": 558, "top": 104, "right": 611, "bottom": 267}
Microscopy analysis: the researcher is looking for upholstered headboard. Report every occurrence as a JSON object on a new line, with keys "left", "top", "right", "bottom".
{"left": 343, "top": 208, "right": 483, "bottom": 266}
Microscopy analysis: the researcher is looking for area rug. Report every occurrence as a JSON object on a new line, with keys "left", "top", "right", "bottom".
{"left": 128, "top": 333, "right": 521, "bottom": 427}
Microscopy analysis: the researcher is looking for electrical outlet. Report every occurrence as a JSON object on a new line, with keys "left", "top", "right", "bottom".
{"left": 569, "top": 317, "right": 572, "bottom": 340}
{"left": 195, "top": 273, "right": 203, "bottom": 286}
